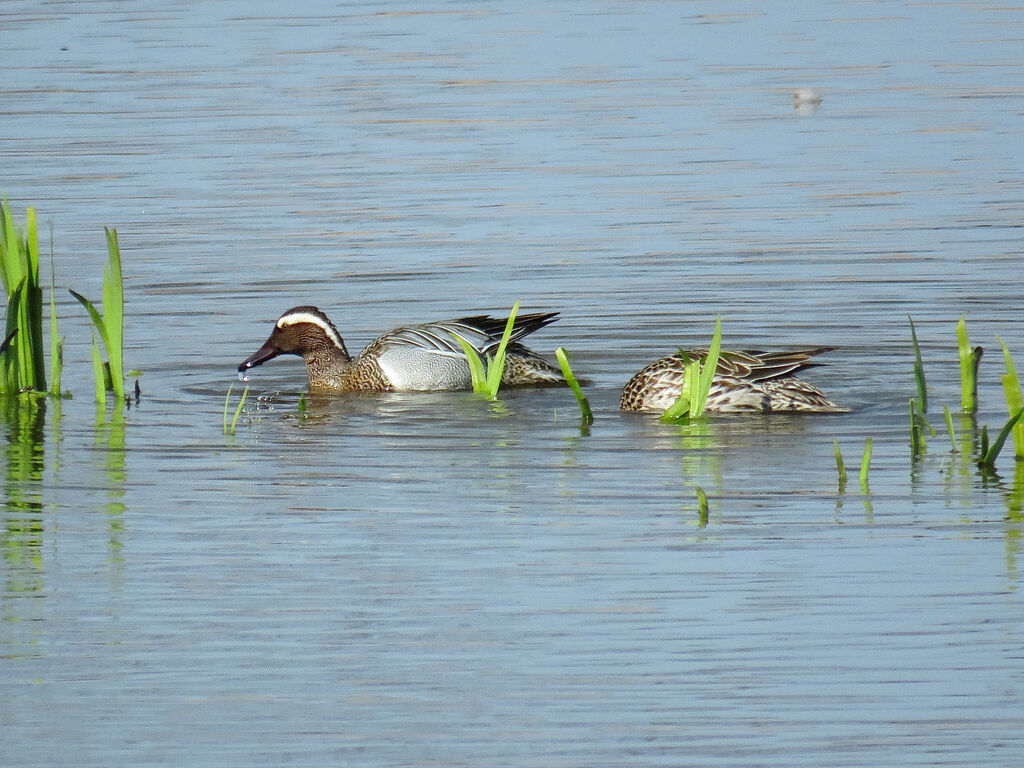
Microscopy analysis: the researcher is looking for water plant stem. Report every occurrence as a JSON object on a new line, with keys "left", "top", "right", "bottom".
{"left": 859, "top": 437, "right": 872, "bottom": 493}
{"left": 942, "top": 404, "right": 958, "bottom": 453}
{"left": 909, "top": 316, "right": 927, "bottom": 412}
{"left": 978, "top": 407, "right": 1024, "bottom": 471}
{"left": 956, "top": 316, "right": 982, "bottom": 414}
{"left": 224, "top": 383, "right": 249, "bottom": 436}
{"left": 70, "top": 227, "right": 125, "bottom": 402}
{"left": 554, "top": 346, "right": 593, "bottom": 426}
{"left": 833, "top": 435, "right": 848, "bottom": 490}
{"left": 997, "top": 336, "right": 1024, "bottom": 460}
{"left": 1, "top": 199, "right": 47, "bottom": 394}
{"left": 455, "top": 299, "right": 520, "bottom": 401}
{"left": 661, "top": 316, "right": 722, "bottom": 422}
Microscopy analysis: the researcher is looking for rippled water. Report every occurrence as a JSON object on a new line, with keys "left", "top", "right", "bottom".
{"left": 3, "top": 2, "right": 1024, "bottom": 766}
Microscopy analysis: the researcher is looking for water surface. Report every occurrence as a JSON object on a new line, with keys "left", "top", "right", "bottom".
{"left": 3, "top": 2, "right": 1024, "bottom": 766}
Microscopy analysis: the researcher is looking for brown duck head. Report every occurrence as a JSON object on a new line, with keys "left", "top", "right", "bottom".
{"left": 238, "top": 306, "right": 350, "bottom": 374}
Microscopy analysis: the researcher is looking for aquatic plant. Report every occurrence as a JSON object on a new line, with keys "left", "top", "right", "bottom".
{"left": 47, "top": 232, "right": 63, "bottom": 397}
{"left": 859, "top": 437, "right": 872, "bottom": 493}
{"left": 978, "top": 408, "right": 1024, "bottom": 472}
{"left": 455, "top": 299, "right": 520, "bottom": 401}
{"left": 661, "top": 316, "right": 722, "bottom": 422}
{"left": 223, "top": 383, "right": 249, "bottom": 436}
{"left": 996, "top": 337, "right": 1024, "bottom": 460}
{"left": 956, "top": 316, "right": 982, "bottom": 414}
{"left": 942, "top": 404, "right": 958, "bottom": 454}
{"left": 555, "top": 347, "right": 593, "bottom": 426}
{"left": 909, "top": 398, "right": 934, "bottom": 457}
{"left": 1, "top": 200, "right": 49, "bottom": 394}
{"left": 70, "top": 228, "right": 125, "bottom": 402}
{"left": 833, "top": 436, "right": 848, "bottom": 490}
{"left": 909, "top": 316, "right": 927, "bottom": 412}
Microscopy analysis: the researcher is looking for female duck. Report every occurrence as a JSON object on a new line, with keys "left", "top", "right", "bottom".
{"left": 620, "top": 347, "right": 844, "bottom": 413}
{"left": 238, "top": 305, "right": 563, "bottom": 393}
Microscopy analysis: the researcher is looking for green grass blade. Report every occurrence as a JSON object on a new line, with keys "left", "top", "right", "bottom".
{"left": 909, "top": 398, "right": 926, "bottom": 455}
{"left": 661, "top": 352, "right": 695, "bottom": 422}
{"left": 48, "top": 227, "right": 62, "bottom": 396}
{"left": 24, "top": 207, "right": 45, "bottom": 390}
{"left": 0, "top": 202, "right": 47, "bottom": 393}
{"left": 943, "top": 404, "right": 957, "bottom": 453}
{"left": 230, "top": 385, "right": 249, "bottom": 435}
{"left": 89, "top": 330, "right": 105, "bottom": 404}
{"left": 660, "top": 388, "right": 692, "bottom": 422}
{"left": 555, "top": 346, "right": 593, "bottom": 426}
{"left": 997, "top": 336, "right": 1024, "bottom": 460}
{"left": 909, "top": 316, "right": 927, "bottom": 412}
{"left": 223, "top": 383, "right": 234, "bottom": 434}
{"left": 71, "top": 286, "right": 120, "bottom": 400}
{"left": 103, "top": 227, "right": 124, "bottom": 399}
{"left": 453, "top": 334, "right": 487, "bottom": 392}
{"left": 3, "top": 276, "right": 26, "bottom": 392}
{"left": 957, "top": 316, "right": 981, "bottom": 414}
{"left": 0, "top": 197, "right": 21, "bottom": 295}
{"left": 833, "top": 435, "right": 848, "bottom": 487}
{"left": 484, "top": 299, "right": 520, "bottom": 400}
{"left": 859, "top": 437, "right": 872, "bottom": 493}
{"left": 692, "top": 316, "right": 722, "bottom": 418}
{"left": 69, "top": 289, "right": 111, "bottom": 356}
{"left": 978, "top": 407, "right": 1024, "bottom": 470}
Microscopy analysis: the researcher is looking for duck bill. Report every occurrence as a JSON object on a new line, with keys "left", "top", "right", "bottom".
{"left": 238, "top": 337, "right": 281, "bottom": 372}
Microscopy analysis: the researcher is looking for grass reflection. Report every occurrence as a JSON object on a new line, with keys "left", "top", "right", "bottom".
{"left": 94, "top": 404, "right": 126, "bottom": 563}
{"left": 2, "top": 398, "right": 47, "bottom": 599}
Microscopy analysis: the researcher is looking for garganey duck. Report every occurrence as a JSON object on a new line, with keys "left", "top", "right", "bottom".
{"left": 620, "top": 347, "right": 844, "bottom": 413}
{"left": 238, "top": 306, "right": 563, "bottom": 393}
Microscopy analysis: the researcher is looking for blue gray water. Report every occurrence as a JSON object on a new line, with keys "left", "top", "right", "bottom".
{"left": 3, "top": 2, "right": 1023, "bottom": 766}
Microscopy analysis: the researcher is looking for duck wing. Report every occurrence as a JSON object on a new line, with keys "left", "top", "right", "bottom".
{"left": 675, "top": 347, "right": 836, "bottom": 382}
{"left": 370, "top": 312, "right": 559, "bottom": 357}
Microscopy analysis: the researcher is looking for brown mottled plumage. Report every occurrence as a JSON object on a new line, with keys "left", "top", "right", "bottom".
{"left": 238, "top": 306, "right": 563, "bottom": 393}
{"left": 620, "top": 347, "right": 844, "bottom": 413}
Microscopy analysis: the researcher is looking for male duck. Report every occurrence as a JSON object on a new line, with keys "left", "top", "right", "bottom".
{"left": 238, "top": 305, "right": 563, "bottom": 393}
{"left": 620, "top": 347, "right": 844, "bottom": 413}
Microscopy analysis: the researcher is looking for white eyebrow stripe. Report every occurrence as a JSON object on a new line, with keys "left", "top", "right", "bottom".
{"left": 277, "top": 312, "right": 345, "bottom": 350}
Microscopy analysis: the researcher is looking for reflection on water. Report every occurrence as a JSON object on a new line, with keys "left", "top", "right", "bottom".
{"left": 2, "top": 398, "right": 47, "bottom": 601}
{"left": 94, "top": 404, "right": 126, "bottom": 564}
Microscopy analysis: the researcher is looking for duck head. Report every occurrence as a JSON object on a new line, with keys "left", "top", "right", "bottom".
{"left": 238, "top": 306, "right": 350, "bottom": 374}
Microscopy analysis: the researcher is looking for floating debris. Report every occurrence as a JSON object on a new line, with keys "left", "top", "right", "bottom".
{"left": 793, "top": 87, "right": 822, "bottom": 114}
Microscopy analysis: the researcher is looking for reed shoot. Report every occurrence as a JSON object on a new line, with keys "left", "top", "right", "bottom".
{"left": 956, "top": 316, "right": 982, "bottom": 414}
{"left": 997, "top": 337, "right": 1024, "bottom": 460}
{"left": 70, "top": 227, "right": 125, "bottom": 401}
{"left": 555, "top": 346, "right": 593, "bottom": 426}
{"left": 978, "top": 407, "right": 1024, "bottom": 472}
{"left": 909, "top": 316, "right": 927, "bottom": 412}
{"left": 661, "top": 316, "right": 722, "bottom": 422}
{"left": 88, "top": 329, "right": 106, "bottom": 405}
{"left": 909, "top": 399, "right": 934, "bottom": 456}
{"left": 1, "top": 200, "right": 47, "bottom": 394}
{"left": 455, "top": 299, "right": 520, "bottom": 401}
{"left": 859, "top": 437, "right": 872, "bottom": 493}
{"left": 942, "top": 404, "right": 957, "bottom": 453}
{"left": 833, "top": 435, "right": 848, "bottom": 488}
{"left": 224, "top": 383, "right": 249, "bottom": 436}
{"left": 47, "top": 231, "right": 63, "bottom": 397}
